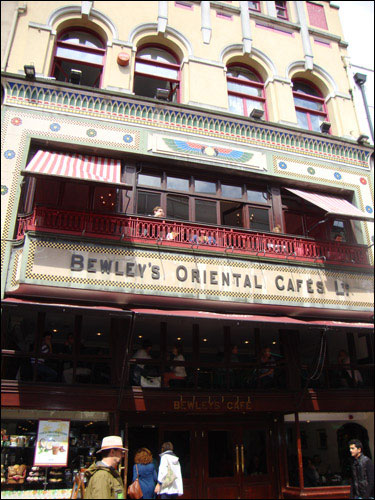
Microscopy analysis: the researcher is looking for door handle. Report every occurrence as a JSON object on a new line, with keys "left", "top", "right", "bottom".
{"left": 235, "top": 445, "right": 239, "bottom": 474}
{"left": 241, "top": 445, "right": 245, "bottom": 474}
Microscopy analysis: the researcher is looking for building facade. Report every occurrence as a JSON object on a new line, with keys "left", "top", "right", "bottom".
{"left": 1, "top": 1, "right": 374, "bottom": 499}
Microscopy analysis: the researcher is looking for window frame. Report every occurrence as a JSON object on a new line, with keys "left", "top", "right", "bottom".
{"left": 226, "top": 64, "right": 267, "bottom": 119}
{"left": 248, "top": 1, "right": 261, "bottom": 12}
{"left": 275, "top": 1, "right": 289, "bottom": 20}
{"left": 51, "top": 28, "right": 106, "bottom": 88}
{"left": 292, "top": 79, "right": 329, "bottom": 133}
{"left": 134, "top": 44, "right": 181, "bottom": 102}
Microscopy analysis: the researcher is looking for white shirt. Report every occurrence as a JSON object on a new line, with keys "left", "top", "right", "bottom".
{"left": 158, "top": 451, "right": 183, "bottom": 496}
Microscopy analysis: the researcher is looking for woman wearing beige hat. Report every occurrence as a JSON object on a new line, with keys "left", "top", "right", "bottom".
{"left": 84, "top": 436, "right": 126, "bottom": 499}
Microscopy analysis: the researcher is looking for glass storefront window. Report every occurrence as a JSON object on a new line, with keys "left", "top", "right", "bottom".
{"left": 284, "top": 413, "right": 373, "bottom": 489}
{"left": 1, "top": 412, "right": 109, "bottom": 493}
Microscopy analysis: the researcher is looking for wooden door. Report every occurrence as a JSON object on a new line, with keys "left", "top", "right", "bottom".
{"left": 202, "top": 423, "right": 276, "bottom": 499}
{"left": 239, "top": 426, "right": 277, "bottom": 499}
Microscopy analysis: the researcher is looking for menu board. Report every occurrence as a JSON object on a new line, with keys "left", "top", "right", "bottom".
{"left": 34, "top": 420, "right": 70, "bottom": 467}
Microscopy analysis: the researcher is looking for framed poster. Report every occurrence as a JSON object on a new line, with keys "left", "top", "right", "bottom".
{"left": 34, "top": 420, "right": 70, "bottom": 467}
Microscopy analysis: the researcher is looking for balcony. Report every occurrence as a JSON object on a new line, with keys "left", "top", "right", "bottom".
{"left": 16, "top": 206, "right": 371, "bottom": 267}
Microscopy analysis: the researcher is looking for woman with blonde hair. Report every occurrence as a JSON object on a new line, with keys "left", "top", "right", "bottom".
{"left": 132, "top": 448, "right": 158, "bottom": 499}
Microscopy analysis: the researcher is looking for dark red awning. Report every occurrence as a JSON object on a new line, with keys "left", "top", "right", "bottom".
{"left": 130, "top": 308, "right": 373, "bottom": 329}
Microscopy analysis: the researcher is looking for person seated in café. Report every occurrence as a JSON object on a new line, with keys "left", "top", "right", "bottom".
{"left": 336, "top": 349, "right": 363, "bottom": 387}
{"left": 31, "top": 331, "right": 58, "bottom": 382}
{"left": 303, "top": 457, "right": 321, "bottom": 487}
{"left": 131, "top": 339, "right": 156, "bottom": 385}
{"left": 256, "top": 346, "right": 277, "bottom": 389}
{"left": 163, "top": 345, "right": 187, "bottom": 387}
{"left": 190, "top": 230, "right": 216, "bottom": 245}
{"left": 61, "top": 333, "right": 92, "bottom": 384}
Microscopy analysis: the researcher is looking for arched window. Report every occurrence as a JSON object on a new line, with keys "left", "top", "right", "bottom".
{"left": 52, "top": 29, "right": 106, "bottom": 88}
{"left": 134, "top": 46, "right": 180, "bottom": 102}
{"left": 292, "top": 80, "right": 329, "bottom": 132}
{"left": 226, "top": 65, "right": 266, "bottom": 118}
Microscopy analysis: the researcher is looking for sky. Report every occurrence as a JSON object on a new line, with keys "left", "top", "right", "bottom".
{"left": 335, "top": 1, "right": 374, "bottom": 69}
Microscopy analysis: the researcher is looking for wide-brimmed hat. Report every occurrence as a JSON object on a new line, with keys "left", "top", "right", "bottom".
{"left": 96, "top": 436, "right": 127, "bottom": 454}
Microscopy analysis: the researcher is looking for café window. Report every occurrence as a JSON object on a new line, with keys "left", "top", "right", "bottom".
{"left": 227, "top": 65, "right": 266, "bottom": 118}
{"left": 134, "top": 46, "right": 180, "bottom": 102}
{"left": 52, "top": 29, "right": 105, "bottom": 87}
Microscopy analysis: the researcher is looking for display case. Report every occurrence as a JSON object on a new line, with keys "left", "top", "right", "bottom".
{"left": 1, "top": 418, "right": 109, "bottom": 495}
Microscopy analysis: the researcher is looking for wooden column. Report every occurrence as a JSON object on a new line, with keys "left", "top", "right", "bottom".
{"left": 295, "top": 412, "right": 304, "bottom": 488}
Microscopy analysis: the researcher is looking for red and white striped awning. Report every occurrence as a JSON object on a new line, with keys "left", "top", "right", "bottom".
{"left": 24, "top": 150, "right": 121, "bottom": 184}
{"left": 286, "top": 188, "right": 374, "bottom": 222}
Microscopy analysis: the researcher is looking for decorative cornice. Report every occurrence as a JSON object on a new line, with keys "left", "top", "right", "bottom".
{"left": 1, "top": 75, "right": 371, "bottom": 168}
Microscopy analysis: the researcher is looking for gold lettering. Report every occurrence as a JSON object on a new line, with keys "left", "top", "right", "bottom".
{"left": 227, "top": 402, "right": 233, "bottom": 410}
{"left": 174, "top": 401, "right": 180, "bottom": 410}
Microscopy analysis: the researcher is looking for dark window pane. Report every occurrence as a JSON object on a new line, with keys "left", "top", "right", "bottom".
{"left": 163, "top": 430, "right": 191, "bottom": 478}
{"left": 167, "top": 176, "right": 189, "bottom": 191}
{"left": 167, "top": 194, "right": 189, "bottom": 220}
{"left": 63, "top": 182, "right": 89, "bottom": 211}
{"left": 284, "top": 211, "right": 304, "bottom": 235}
{"left": 53, "top": 60, "right": 101, "bottom": 87}
{"left": 137, "top": 173, "right": 161, "bottom": 188}
{"left": 195, "top": 179, "right": 216, "bottom": 194}
{"left": 243, "top": 430, "right": 268, "bottom": 476}
{"left": 222, "top": 184, "right": 242, "bottom": 199}
{"left": 137, "top": 191, "right": 161, "bottom": 215}
{"left": 208, "top": 431, "right": 235, "bottom": 477}
{"left": 93, "top": 186, "right": 117, "bottom": 212}
{"left": 249, "top": 207, "right": 270, "bottom": 231}
{"left": 34, "top": 178, "right": 60, "bottom": 207}
{"left": 195, "top": 199, "right": 217, "bottom": 224}
{"left": 247, "top": 189, "right": 269, "bottom": 204}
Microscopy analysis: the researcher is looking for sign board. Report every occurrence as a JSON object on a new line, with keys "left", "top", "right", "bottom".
{"left": 34, "top": 420, "right": 70, "bottom": 467}
{"left": 22, "top": 237, "right": 374, "bottom": 313}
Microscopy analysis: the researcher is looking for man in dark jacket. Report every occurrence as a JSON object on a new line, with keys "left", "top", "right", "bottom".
{"left": 84, "top": 436, "right": 126, "bottom": 499}
{"left": 349, "top": 439, "right": 374, "bottom": 499}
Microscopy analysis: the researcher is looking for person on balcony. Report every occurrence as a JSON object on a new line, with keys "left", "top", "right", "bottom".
{"left": 163, "top": 345, "right": 187, "bottom": 387}
{"left": 152, "top": 206, "right": 165, "bottom": 218}
{"left": 336, "top": 350, "right": 363, "bottom": 388}
{"left": 190, "top": 230, "right": 216, "bottom": 245}
{"left": 256, "top": 346, "right": 277, "bottom": 389}
{"left": 31, "top": 331, "right": 58, "bottom": 382}
{"left": 131, "top": 339, "right": 159, "bottom": 386}
{"left": 166, "top": 226, "right": 178, "bottom": 241}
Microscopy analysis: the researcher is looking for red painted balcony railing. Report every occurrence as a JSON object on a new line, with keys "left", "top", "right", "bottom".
{"left": 16, "top": 206, "right": 371, "bottom": 267}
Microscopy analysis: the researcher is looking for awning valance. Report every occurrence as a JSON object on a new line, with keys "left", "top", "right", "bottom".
{"left": 130, "top": 308, "right": 374, "bottom": 329}
{"left": 285, "top": 188, "right": 374, "bottom": 222}
{"left": 24, "top": 150, "right": 122, "bottom": 185}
